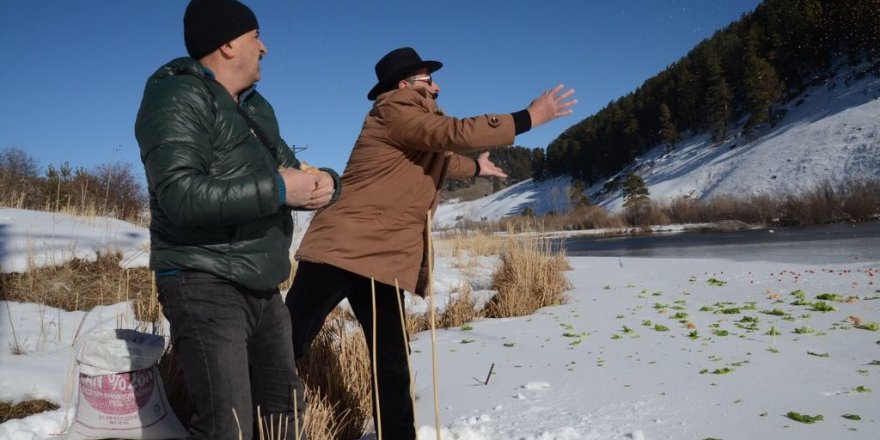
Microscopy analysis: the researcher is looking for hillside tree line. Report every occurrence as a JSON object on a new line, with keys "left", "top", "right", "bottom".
{"left": 542, "top": 0, "right": 880, "bottom": 185}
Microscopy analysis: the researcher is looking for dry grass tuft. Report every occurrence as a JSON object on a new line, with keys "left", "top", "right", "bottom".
{"left": 301, "top": 386, "right": 350, "bottom": 440}
{"left": 297, "top": 312, "right": 372, "bottom": 440}
{"left": 484, "top": 235, "right": 572, "bottom": 318}
{"left": 0, "top": 252, "right": 159, "bottom": 322}
{"left": 0, "top": 399, "right": 60, "bottom": 423}
{"left": 405, "top": 310, "right": 429, "bottom": 338}
{"left": 437, "top": 282, "right": 478, "bottom": 329}
{"left": 435, "top": 231, "right": 505, "bottom": 258}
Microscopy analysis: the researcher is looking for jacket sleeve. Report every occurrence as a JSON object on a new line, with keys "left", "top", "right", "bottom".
{"left": 446, "top": 153, "right": 478, "bottom": 180}
{"left": 319, "top": 167, "right": 343, "bottom": 205}
{"left": 136, "top": 77, "right": 281, "bottom": 226}
{"left": 379, "top": 89, "right": 515, "bottom": 153}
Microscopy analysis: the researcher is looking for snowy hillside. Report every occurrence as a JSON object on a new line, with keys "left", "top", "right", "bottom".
{"left": 436, "top": 66, "right": 880, "bottom": 228}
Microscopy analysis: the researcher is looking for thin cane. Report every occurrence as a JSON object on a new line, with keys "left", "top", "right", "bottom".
{"left": 371, "top": 278, "right": 383, "bottom": 440}
{"left": 426, "top": 211, "right": 442, "bottom": 440}
{"left": 292, "top": 387, "right": 299, "bottom": 440}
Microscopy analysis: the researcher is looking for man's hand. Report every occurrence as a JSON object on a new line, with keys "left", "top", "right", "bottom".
{"left": 302, "top": 171, "right": 335, "bottom": 210}
{"left": 526, "top": 84, "right": 577, "bottom": 128}
{"left": 279, "top": 167, "right": 319, "bottom": 207}
{"left": 476, "top": 151, "right": 507, "bottom": 178}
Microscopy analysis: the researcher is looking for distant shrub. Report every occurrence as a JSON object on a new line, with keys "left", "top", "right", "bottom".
{"left": 0, "top": 147, "right": 41, "bottom": 209}
{"left": 0, "top": 147, "right": 147, "bottom": 224}
{"left": 840, "top": 180, "right": 880, "bottom": 221}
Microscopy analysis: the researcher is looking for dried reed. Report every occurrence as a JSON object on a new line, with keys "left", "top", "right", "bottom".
{"left": 484, "top": 234, "right": 572, "bottom": 318}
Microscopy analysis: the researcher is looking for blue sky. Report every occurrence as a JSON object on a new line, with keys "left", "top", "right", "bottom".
{"left": 0, "top": 0, "right": 762, "bottom": 181}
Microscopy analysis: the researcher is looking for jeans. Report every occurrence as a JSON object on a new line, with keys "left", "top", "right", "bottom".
{"left": 286, "top": 262, "right": 416, "bottom": 440}
{"left": 157, "top": 271, "right": 307, "bottom": 440}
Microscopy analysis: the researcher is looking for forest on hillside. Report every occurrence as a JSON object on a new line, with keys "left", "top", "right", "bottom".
{"left": 544, "top": 0, "right": 880, "bottom": 185}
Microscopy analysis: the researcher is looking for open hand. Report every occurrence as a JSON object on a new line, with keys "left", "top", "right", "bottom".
{"left": 526, "top": 84, "right": 577, "bottom": 128}
{"left": 476, "top": 151, "right": 507, "bottom": 178}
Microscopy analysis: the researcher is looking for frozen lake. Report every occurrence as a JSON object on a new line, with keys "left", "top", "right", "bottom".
{"left": 562, "top": 220, "right": 880, "bottom": 264}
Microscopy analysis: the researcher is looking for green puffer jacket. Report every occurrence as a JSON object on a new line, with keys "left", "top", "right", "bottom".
{"left": 135, "top": 57, "right": 339, "bottom": 291}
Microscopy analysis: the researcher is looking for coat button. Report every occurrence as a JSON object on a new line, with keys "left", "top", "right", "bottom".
{"left": 488, "top": 116, "right": 500, "bottom": 127}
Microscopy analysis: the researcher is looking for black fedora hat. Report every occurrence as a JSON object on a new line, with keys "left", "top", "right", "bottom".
{"left": 367, "top": 47, "right": 442, "bottom": 100}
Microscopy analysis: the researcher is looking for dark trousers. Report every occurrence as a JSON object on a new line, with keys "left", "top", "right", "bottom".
{"left": 157, "top": 271, "right": 307, "bottom": 440}
{"left": 286, "top": 262, "right": 416, "bottom": 440}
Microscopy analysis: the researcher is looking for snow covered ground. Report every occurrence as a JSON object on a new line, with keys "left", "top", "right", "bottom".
{"left": 410, "top": 256, "right": 879, "bottom": 440}
{"left": 2, "top": 209, "right": 879, "bottom": 439}
{"left": 435, "top": 66, "right": 880, "bottom": 227}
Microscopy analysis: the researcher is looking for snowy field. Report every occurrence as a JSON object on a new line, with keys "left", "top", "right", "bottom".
{"left": 1, "top": 209, "right": 879, "bottom": 439}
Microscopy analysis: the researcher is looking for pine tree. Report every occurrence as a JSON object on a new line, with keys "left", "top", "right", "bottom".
{"left": 623, "top": 173, "right": 651, "bottom": 212}
{"left": 743, "top": 52, "right": 783, "bottom": 128}
{"left": 742, "top": 28, "right": 784, "bottom": 129}
{"left": 569, "top": 179, "right": 591, "bottom": 209}
{"left": 673, "top": 60, "right": 700, "bottom": 129}
{"left": 698, "top": 46, "right": 734, "bottom": 142}
{"left": 658, "top": 102, "right": 678, "bottom": 151}
{"left": 530, "top": 148, "right": 547, "bottom": 181}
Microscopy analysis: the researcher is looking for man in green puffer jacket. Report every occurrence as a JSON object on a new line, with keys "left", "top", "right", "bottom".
{"left": 134, "top": 1, "right": 339, "bottom": 438}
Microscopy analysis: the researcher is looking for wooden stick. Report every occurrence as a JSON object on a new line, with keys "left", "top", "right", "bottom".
{"left": 257, "top": 406, "right": 264, "bottom": 440}
{"left": 395, "top": 279, "right": 419, "bottom": 434}
{"left": 427, "top": 210, "right": 442, "bottom": 440}
{"left": 484, "top": 363, "right": 495, "bottom": 385}
{"left": 371, "top": 278, "right": 383, "bottom": 440}
{"left": 292, "top": 387, "right": 299, "bottom": 440}
{"left": 232, "top": 408, "right": 244, "bottom": 440}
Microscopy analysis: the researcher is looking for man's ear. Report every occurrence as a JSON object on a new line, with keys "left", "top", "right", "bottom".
{"left": 218, "top": 41, "right": 236, "bottom": 59}
{"left": 397, "top": 79, "right": 410, "bottom": 90}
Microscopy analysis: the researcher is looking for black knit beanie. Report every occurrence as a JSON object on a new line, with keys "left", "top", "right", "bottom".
{"left": 184, "top": 0, "right": 259, "bottom": 60}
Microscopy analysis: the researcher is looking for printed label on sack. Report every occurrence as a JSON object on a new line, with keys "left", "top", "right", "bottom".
{"left": 79, "top": 369, "right": 156, "bottom": 415}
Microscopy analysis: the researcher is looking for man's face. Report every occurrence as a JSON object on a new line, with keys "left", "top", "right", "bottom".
{"left": 401, "top": 67, "right": 440, "bottom": 99}
{"left": 229, "top": 29, "right": 267, "bottom": 85}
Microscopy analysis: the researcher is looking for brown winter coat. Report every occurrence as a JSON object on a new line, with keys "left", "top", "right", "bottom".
{"left": 295, "top": 87, "right": 516, "bottom": 296}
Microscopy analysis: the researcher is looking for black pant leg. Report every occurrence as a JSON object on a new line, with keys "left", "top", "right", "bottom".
{"left": 248, "top": 290, "right": 308, "bottom": 440}
{"left": 347, "top": 278, "right": 416, "bottom": 440}
{"left": 285, "top": 262, "right": 351, "bottom": 359}
{"left": 156, "top": 272, "right": 254, "bottom": 440}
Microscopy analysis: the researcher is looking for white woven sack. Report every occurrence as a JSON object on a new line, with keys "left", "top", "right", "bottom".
{"left": 65, "top": 329, "right": 186, "bottom": 440}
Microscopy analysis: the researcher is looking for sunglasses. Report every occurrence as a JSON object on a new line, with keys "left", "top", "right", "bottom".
{"left": 405, "top": 75, "right": 433, "bottom": 86}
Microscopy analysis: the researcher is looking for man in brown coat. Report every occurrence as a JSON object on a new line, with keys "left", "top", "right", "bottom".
{"left": 287, "top": 47, "right": 575, "bottom": 439}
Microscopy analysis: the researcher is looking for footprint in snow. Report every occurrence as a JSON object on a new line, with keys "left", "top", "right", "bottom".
{"left": 521, "top": 381, "right": 551, "bottom": 390}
